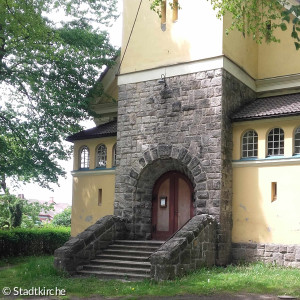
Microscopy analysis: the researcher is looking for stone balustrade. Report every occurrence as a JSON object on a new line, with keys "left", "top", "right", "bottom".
{"left": 54, "top": 215, "right": 128, "bottom": 274}
{"left": 150, "top": 214, "right": 217, "bottom": 280}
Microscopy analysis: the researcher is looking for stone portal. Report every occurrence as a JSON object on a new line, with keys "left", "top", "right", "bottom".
{"left": 115, "top": 69, "right": 256, "bottom": 265}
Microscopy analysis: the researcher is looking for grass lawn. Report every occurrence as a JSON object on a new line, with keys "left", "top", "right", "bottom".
{"left": 0, "top": 256, "right": 300, "bottom": 299}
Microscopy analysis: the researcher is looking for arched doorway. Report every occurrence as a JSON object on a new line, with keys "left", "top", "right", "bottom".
{"left": 152, "top": 171, "right": 194, "bottom": 240}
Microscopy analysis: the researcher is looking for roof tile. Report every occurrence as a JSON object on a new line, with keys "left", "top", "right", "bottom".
{"left": 66, "top": 120, "right": 117, "bottom": 142}
{"left": 231, "top": 93, "right": 300, "bottom": 121}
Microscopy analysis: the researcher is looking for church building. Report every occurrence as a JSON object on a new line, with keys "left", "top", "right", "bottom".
{"left": 57, "top": 0, "right": 300, "bottom": 279}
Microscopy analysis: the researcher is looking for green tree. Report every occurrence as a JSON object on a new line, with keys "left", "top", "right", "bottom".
{"left": 150, "top": 0, "right": 300, "bottom": 49}
{"left": 52, "top": 207, "right": 71, "bottom": 226}
{"left": 0, "top": 0, "right": 118, "bottom": 191}
{"left": 0, "top": 191, "right": 53, "bottom": 228}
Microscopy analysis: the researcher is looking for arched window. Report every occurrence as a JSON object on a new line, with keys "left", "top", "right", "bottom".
{"left": 295, "top": 127, "right": 300, "bottom": 154}
{"left": 267, "top": 128, "right": 284, "bottom": 156}
{"left": 96, "top": 144, "right": 107, "bottom": 168}
{"left": 112, "top": 143, "right": 117, "bottom": 167}
{"left": 242, "top": 130, "right": 258, "bottom": 158}
{"left": 80, "top": 146, "right": 89, "bottom": 169}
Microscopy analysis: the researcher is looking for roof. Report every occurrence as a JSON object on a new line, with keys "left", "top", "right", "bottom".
{"left": 66, "top": 120, "right": 117, "bottom": 142}
{"left": 231, "top": 93, "right": 300, "bottom": 122}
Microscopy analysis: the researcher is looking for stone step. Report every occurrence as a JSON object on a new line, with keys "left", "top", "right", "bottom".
{"left": 114, "top": 240, "right": 164, "bottom": 247}
{"left": 82, "top": 264, "right": 150, "bottom": 275}
{"left": 90, "top": 259, "right": 151, "bottom": 269}
{"left": 109, "top": 244, "right": 160, "bottom": 252}
{"left": 78, "top": 240, "right": 162, "bottom": 281}
{"left": 77, "top": 270, "right": 151, "bottom": 281}
{"left": 102, "top": 249, "right": 153, "bottom": 257}
{"left": 95, "top": 254, "right": 150, "bottom": 262}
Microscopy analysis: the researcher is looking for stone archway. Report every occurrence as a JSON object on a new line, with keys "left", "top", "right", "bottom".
{"left": 114, "top": 143, "right": 207, "bottom": 239}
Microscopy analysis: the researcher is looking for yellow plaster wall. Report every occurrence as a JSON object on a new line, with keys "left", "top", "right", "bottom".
{"left": 71, "top": 136, "right": 116, "bottom": 236}
{"left": 223, "top": 14, "right": 258, "bottom": 79}
{"left": 71, "top": 174, "right": 115, "bottom": 236}
{"left": 232, "top": 118, "right": 300, "bottom": 244}
{"left": 121, "top": 1, "right": 300, "bottom": 80}
{"left": 120, "top": 0, "right": 223, "bottom": 74}
{"left": 258, "top": 22, "right": 300, "bottom": 79}
{"left": 222, "top": 11, "right": 300, "bottom": 80}
{"left": 233, "top": 165, "right": 300, "bottom": 244}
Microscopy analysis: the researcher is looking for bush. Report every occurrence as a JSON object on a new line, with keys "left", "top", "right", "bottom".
{"left": 0, "top": 226, "right": 71, "bottom": 257}
{"left": 52, "top": 208, "right": 71, "bottom": 226}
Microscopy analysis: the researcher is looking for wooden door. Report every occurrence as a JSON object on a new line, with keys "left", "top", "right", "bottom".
{"left": 152, "top": 171, "right": 194, "bottom": 240}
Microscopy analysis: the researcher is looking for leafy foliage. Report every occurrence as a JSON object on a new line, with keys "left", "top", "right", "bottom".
{"left": 0, "top": 226, "right": 70, "bottom": 257}
{"left": 150, "top": 0, "right": 300, "bottom": 49}
{"left": 0, "top": 191, "right": 54, "bottom": 229}
{"left": 52, "top": 207, "right": 71, "bottom": 226}
{"left": 0, "top": 0, "right": 118, "bottom": 190}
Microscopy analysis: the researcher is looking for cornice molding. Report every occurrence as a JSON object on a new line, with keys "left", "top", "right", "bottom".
{"left": 117, "top": 56, "right": 300, "bottom": 95}
{"left": 71, "top": 169, "right": 116, "bottom": 177}
{"left": 118, "top": 56, "right": 224, "bottom": 86}
{"left": 232, "top": 157, "right": 300, "bottom": 168}
{"left": 256, "top": 73, "right": 300, "bottom": 94}
{"left": 90, "top": 102, "right": 117, "bottom": 115}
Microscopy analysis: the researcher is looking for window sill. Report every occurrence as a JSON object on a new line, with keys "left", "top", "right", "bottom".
{"left": 240, "top": 157, "right": 258, "bottom": 161}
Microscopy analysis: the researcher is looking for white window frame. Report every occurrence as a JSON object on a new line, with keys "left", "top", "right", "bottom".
{"left": 241, "top": 130, "right": 258, "bottom": 158}
{"left": 80, "top": 146, "right": 89, "bottom": 169}
{"left": 96, "top": 144, "right": 107, "bottom": 168}
{"left": 112, "top": 143, "right": 117, "bottom": 167}
{"left": 267, "top": 128, "right": 284, "bottom": 156}
{"left": 294, "top": 127, "right": 300, "bottom": 154}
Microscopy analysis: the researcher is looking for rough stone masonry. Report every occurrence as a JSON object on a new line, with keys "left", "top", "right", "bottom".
{"left": 114, "top": 68, "right": 256, "bottom": 266}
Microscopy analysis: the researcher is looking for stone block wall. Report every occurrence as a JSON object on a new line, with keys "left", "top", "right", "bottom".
{"left": 232, "top": 243, "right": 300, "bottom": 268}
{"left": 150, "top": 214, "right": 217, "bottom": 280}
{"left": 115, "top": 68, "right": 256, "bottom": 265}
{"left": 219, "top": 70, "right": 256, "bottom": 264}
{"left": 54, "top": 215, "right": 128, "bottom": 274}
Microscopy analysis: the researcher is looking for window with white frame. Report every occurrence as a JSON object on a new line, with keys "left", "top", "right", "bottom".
{"left": 80, "top": 146, "right": 89, "bottom": 169}
{"left": 96, "top": 144, "right": 107, "bottom": 168}
{"left": 295, "top": 127, "right": 300, "bottom": 154}
{"left": 242, "top": 130, "right": 258, "bottom": 158}
{"left": 267, "top": 128, "right": 284, "bottom": 156}
{"left": 112, "top": 143, "right": 117, "bottom": 167}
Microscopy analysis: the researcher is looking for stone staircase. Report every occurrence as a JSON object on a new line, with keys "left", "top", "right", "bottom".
{"left": 77, "top": 240, "right": 164, "bottom": 280}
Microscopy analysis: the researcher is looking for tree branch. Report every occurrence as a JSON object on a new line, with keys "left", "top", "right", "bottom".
{"left": 1, "top": 174, "right": 6, "bottom": 192}
{"left": 0, "top": 23, "right": 6, "bottom": 70}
